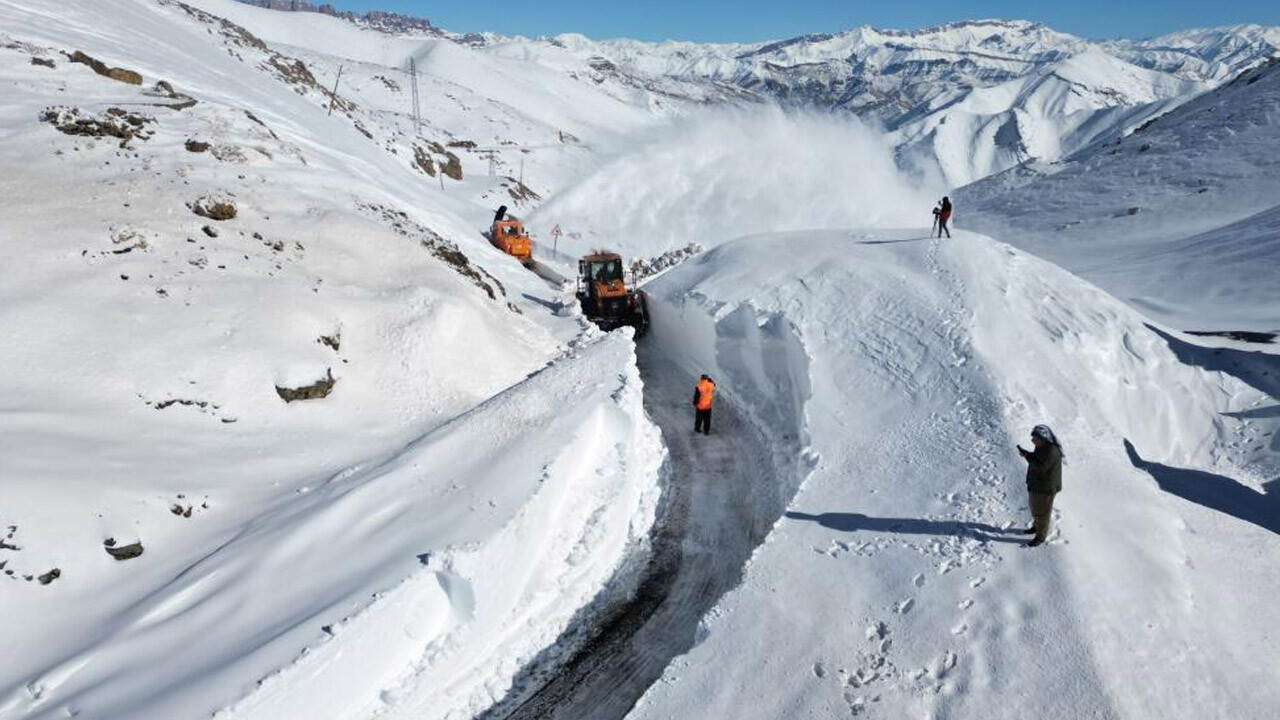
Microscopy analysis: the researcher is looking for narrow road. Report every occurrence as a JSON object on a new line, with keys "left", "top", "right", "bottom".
{"left": 476, "top": 342, "right": 782, "bottom": 720}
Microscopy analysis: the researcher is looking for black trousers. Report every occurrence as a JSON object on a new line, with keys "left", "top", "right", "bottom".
{"left": 937, "top": 218, "right": 950, "bottom": 238}
{"left": 694, "top": 408, "right": 712, "bottom": 434}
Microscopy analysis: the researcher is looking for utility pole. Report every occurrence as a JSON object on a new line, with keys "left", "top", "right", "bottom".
{"left": 327, "top": 64, "right": 344, "bottom": 116}
{"left": 408, "top": 58, "right": 422, "bottom": 133}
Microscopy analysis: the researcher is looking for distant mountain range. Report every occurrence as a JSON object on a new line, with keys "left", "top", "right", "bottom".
{"left": 234, "top": 2, "right": 1280, "bottom": 186}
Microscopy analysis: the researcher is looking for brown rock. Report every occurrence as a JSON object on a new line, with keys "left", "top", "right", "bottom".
{"left": 441, "top": 152, "right": 463, "bottom": 181}
{"left": 191, "top": 196, "right": 237, "bottom": 221}
{"left": 106, "top": 67, "right": 143, "bottom": 85}
{"left": 69, "top": 50, "right": 142, "bottom": 85}
{"left": 412, "top": 144, "right": 436, "bottom": 176}
{"left": 104, "top": 539, "right": 144, "bottom": 561}
{"left": 276, "top": 369, "right": 336, "bottom": 402}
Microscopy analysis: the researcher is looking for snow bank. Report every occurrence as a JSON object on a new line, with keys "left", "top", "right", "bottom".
{"left": 528, "top": 109, "right": 941, "bottom": 258}
{"left": 212, "top": 333, "right": 664, "bottom": 720}
{"left": 1, "top": 333, "right": 663, "bottom": 720}
{"left": 631, "top": 230, "right": 1280, "bottom": 720}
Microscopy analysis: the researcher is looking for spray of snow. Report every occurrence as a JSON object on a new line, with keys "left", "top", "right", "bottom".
{"left": 530, "top": 108, "right": 942, "bottom": 257}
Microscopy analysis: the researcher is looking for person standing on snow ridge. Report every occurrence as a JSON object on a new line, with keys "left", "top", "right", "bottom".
{"left": 1017, "top": 424, "right": 1064, "bottom": 547}
{"left": 692, "top": 374, "right": 716, "bottom": 435}
{"left": 936, "top": 196, "right": 952, "bottom": 238}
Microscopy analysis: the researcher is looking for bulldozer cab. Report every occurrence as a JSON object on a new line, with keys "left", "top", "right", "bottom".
{"left": 585, "top": 257, "right": 623, "bottom": 282}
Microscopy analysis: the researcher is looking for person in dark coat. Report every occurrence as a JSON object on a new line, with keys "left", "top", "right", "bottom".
{"left": 936, "top": 196, "right": 953, "bottom": 238}
{"left": 1017, "top": 424, "right": 1063, "bottom": 547}
{"left": 692, "top": 374, "right": 715, "bottom": 435}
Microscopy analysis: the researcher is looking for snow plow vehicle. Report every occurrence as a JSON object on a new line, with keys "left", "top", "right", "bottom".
{"left": 577, "top": 252, "right": 649, "bottom": 336}
{"left": 489, "top": 205, "right": 532, "bottom": 264}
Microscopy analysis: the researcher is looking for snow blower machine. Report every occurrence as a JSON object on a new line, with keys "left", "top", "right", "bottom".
{"left": 577, "top": 252, "right": 649, "bottom": 337}
{"left": 489, "top": 205, "right": 533, "bottom": 265}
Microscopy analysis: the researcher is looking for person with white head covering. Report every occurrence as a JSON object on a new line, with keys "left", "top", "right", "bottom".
{"left": 1017, "top": 424, "right": 1064, "bottom": 547}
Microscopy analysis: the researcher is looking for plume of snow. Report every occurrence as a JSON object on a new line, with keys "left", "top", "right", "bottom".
{"left": 530, "top": 108, "right": 942, "bottom": 254}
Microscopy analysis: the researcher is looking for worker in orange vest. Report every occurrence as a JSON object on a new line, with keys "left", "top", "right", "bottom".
{"left": 692, "top": 374, "right": 716, "bottom": 435}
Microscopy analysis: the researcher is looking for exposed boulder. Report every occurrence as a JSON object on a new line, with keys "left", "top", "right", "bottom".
{"left": 276, "top": 369, "right": 336, "bottom": 402}
{"left": 190, "top": 194, "right": 237, "bottom": 221}
{"left": 68, "top": 50, "right": 142, "bottom": 85}
{"left": 103, "top": 538, "right": 144, "bottom": 561}
{"left": 40, "top": 106, "right": 154, "bottom": 148}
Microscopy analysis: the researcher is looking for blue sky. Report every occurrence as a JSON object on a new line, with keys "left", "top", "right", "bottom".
{"left": 332, "top": 1, "right": 1279, "bottom": 42}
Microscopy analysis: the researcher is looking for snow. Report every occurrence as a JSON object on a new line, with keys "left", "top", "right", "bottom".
{"left": 527, "top": 109, "right": 939, "bottom": 258}
{"left": 510, "top": 21, "right": 1279, "bottom": 188}
{"left": 2, "top": 2, "right": 1280, "bottom": 720}
{"left": 629, "top": 230, "right": 1280, "bottom": 720}
{"left": 0, "top": 2, "right": 666, "bottom": 718}
{"left": 960, "top": 58, "right": 1280, "bottom": 332}
{"left": 891, "top": 50, "right": 1204, "bottom": 187}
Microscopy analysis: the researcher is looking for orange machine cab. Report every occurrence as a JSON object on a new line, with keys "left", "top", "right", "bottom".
{"left": 491, "top": 218, "right": 532, "bottom": 262}
{"left": 575, "top": 252, "right": 649, "bottom": 336}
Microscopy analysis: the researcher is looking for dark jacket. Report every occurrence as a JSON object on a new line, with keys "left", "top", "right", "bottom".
{"left": 1025, "top": 444, "right": 1062, "bottom": 494}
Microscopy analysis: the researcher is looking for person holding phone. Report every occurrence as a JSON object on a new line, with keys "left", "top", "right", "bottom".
{"left": 1018, "top": 424, "right": 1064, "bottom": 547}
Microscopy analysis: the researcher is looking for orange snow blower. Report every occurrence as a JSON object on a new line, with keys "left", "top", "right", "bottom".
{"left": 489, "top": 205, "right": 532, "bottom": 264}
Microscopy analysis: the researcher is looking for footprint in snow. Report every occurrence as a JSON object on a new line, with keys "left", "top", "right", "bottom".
{"left": 932, "top": 651, "right": 958, "bottom": 679}
{"left": 912, "top": 573, "right": 925, "bottom": 588}
{"left": 894, "top": 598, "right": 914, "bottom": 615}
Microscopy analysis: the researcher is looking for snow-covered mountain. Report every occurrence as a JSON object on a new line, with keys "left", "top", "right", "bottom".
{"left": 1109, "top": 24, "right": 1280, "bottom": 81}
{"left": 890, "top": 49, "right": 1203, "bottom": 185}
{"left": 223, "top": 6, "right": 1280, "bottom": 187}
{"left": 2, "top": 2, "right": 1279, "bottom": 720}
{"left": 520, "top": 20, "right": 1280, "bottom": 185}
{"left": 960, "top": 57, "right": 1280, "bottom": 332}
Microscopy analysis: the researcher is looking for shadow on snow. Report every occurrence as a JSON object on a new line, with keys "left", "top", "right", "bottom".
{"left": 1124, "top": 439, "right": 1280, "bottom": 535}
{"left": 785, "top": 511, "right": 1026, "bottom": 544}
